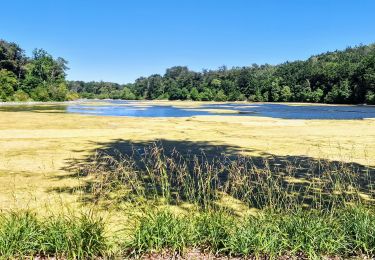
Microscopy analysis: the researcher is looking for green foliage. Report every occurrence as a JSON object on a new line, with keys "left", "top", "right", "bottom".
{"left": 13, "top": 89, "right": 30, "bottom": 101}
{"left": 0, "top": 212, "right": 42, "bottom": 257}
{"left": 130, "top": 210, "right": 194, "bottom": 254}
{"left": 30, "top": 85, "right": 50, "bottom": 101}
{"left": 325, "top": 80, "right": 352, "bottom": 103}
{"left": 66, "top": 91, "right": 80, "bottom": 101}
{"left": 68, "top": 43, "right": 375, "bottom": 104}
{"left": 121, "top": 87, "right": 136, "bottom": 100}
{"left": 199, "top": 88, "right": 214, "bottom": 101}
{"left": 0, "top": 69, "right": 17, "bottom": 101}
{"left": 128, "top": 206, "right": 375, "bottom": 258}
{"left": 42, "top": 213, "right": 107, "bottom": 258}
{"left": 3, "top": 38, "right": 375, "bottom": 104}
{"left": 0, "top": 211, "right": 107, "bottom": 259}
{"left": 340, "top": 206, "right": 375, "bottom": 255}
{"left": 189, "top": 87, "right": 200, "bottom": 101}
{"left": 194, "top": 211, "right": 235, "bottom": 252}
{"left": 214, "top": 89, "right": 228, "bottom": 101}
{"left": 280, "top": 86, "right": 292, "bottom": 102}
{"left": 366, "top": 91, "right": 375, "bottom": 104}
{"left": 48, "top": 82, "right": 69, "bottom": 101}
{"left": 0, "top": 39, "right": 76, "bottom": 101}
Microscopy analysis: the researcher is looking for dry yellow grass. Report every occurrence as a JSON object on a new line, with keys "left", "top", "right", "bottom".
{"left": 0, "top": 102, "right": 374, "bottom": 212}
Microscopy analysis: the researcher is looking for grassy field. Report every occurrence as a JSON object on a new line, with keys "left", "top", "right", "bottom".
{"left": 0, "top": 101, "right": 374, "bottom": 258}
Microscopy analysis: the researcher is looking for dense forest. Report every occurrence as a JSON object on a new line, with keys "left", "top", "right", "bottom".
{"left": 69, "top": 43, "right": 375, "bottom": 104}
{"left": 1, "top": 39, "right": 375, "bottom": 104}
{"left": 0, "top": 39, "right": 77, "bottom": 101}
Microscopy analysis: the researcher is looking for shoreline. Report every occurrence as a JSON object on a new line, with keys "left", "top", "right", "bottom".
{"left": 0, "top": 99, "right": 373, "bottom": 107}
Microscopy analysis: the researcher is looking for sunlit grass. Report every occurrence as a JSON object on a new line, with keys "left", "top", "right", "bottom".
{"left": 0, "top": 211, "right": 108, "bottom": 259}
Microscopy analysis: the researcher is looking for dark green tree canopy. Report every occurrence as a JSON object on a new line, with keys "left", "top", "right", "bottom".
{"left": 0, "top": 39, "right": 77, "bottom": 101}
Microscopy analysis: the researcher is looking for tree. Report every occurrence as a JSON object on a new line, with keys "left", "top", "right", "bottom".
{"left": 0, "top": 69, "right": 17, "bottom": 101}
{"left": 325, "top": 80, "right": 352, "bottom": 103}
{"left": 180, "top": 88, "right": 190, "bottom": 100}
{"left": 310, "top": 88, "right": 324, "bottom": 103}
{"left": 214, "top": 90, "right": 227, "bottom": 101}
{"left": 0, "top": 40, "right": 26, "bottom": 79}
{"left": 280, "top": 86, "right": 292, "bottom": 102}
{"left": 365, "top": 91, "right": 375, "bottom": 104}
{"left": 211, "top": 78, "right": 221, "bottom": 88}
{"left": 31, "top": 85, "right": 49, "bottom": 101}
{"left": 122, "top": 87, "right": 136, "bottom": 100}
{"left": 48, "top": 82, "right": 69, "bottom": 101}
{"left": 270, "top": 80, "right": 282, "bottom": 101}
{"left": 190, "top": 87, "right": 200, "bottom": 101}
{"left": 200, "top": 88, "right": 214, "bottom": 101}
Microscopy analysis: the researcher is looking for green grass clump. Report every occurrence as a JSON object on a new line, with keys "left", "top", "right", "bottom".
{"left": 129, "top": 210, "right": 194, "bottom": 255}
{"left": 0, "top": 211, "right": 42, "bottom": 257}
{"left": 340, "top": 206, "right": 375, "bottom": 255}
{"left": 194, "top": 210, "right": 235, "bottom": 252}
{"left": 126, "top": 206, "right": 375, "bottom": 258}
{"left": 279, "top": 210, "right": 347, "bottom": 258}
{"left": 227, "top": 214, "right": 287, "bottom": 257}
{"left": 42, "top": 213, "right": 107, "bottom": 258}
{"left": 0, "top": 211, "right": 108, "bottom": 259}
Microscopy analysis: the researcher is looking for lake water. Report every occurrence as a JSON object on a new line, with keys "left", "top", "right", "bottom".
{"left": 1, "top": 100, "right": 375, "bottom": 119}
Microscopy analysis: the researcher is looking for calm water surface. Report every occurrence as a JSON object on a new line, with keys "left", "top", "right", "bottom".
{"left": 1, "top": 100, "right": 375, "bottom": 119}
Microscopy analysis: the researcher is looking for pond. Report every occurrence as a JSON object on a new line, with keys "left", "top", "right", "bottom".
{"left": 1, "top": 100, "right": 375, "bottom": 119}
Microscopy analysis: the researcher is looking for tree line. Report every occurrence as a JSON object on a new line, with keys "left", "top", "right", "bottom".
{"left": 1, "top": 38, "right": 375, "bottom": 104}
{"left": 0, "top": 39, "right": 77, "bottom": 101}
{"left": 68, "top": 43, "right": 375, "bottom": 104}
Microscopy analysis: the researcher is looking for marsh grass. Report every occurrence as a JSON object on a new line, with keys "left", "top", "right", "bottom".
{"left": 0, "top": 210, "right": 108, "bottom": 259}
{"left": 81, "top": 142, "right": 374, "bottom": 210}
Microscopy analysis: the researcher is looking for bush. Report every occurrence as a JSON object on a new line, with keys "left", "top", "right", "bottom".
{"left": 30, "top": 85, "right": 50, "bottom": 101}
{"left": 13, "top": 90, "right": 30, "bottom": 101}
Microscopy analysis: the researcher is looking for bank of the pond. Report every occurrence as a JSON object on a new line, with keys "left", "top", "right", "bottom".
{"left": 1, "top": 108, "right": 374, "bottom": 211}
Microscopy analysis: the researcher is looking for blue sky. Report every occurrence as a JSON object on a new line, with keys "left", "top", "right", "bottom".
{"left": 1, "top": 0, "right": 375, "bottom": 83}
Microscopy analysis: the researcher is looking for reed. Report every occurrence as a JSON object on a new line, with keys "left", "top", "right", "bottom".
{"left": 82, "top": 142, "right": 374, "bottom": 211}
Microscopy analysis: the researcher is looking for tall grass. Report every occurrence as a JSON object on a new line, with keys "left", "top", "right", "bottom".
{"left": 82, "top": 143, "right": 374, "bottom": 210}
{"left": 0, "top": 211, "right": 108, "bottom": 259}
{"left": 4, "top": 143, "right": 372, "bottom": 258}
{"left": 80, "top": 143, "right": 375, "bottom": 257}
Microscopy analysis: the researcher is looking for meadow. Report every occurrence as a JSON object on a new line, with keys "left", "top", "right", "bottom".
{"left": 0, "top": 101, "right": 374, "bottom": 258}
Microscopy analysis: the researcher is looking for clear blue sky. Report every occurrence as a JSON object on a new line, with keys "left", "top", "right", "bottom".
{"left": 1, "top": 0, "right": 375, "bottom": 83}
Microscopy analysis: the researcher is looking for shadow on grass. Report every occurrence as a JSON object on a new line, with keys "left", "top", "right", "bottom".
{"left": 52, "top": 139, "right": 375, "bottom": 209}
